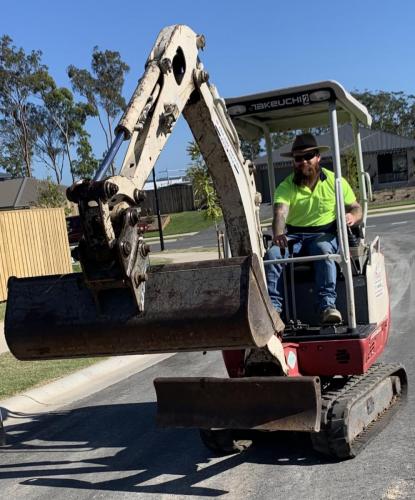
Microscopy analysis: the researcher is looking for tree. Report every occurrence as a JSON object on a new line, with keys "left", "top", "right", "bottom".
{"left": 71, "top": 132, "right": 99, "bottom": 180}
{"left": 36, "top": 177, "right": 69, "bottom": 213}
{"left": 0, "top": 128, "right": 26, "bottom": 176}
{"left": 0, "top": 35, "right": 54, "bottom": 177}
{"left": 352, "top": 90, "right": 415, "bottom": 138}
{"left": 186, "top": 141, "right": 222, "bottom": 221}
{"left": 271, "top": 131, "right": 296, "bottom": 150}
{"left": 36, "top": 87, "right": 94, "bottom": 182}
{"left": 67, "top": 47, "right": 130, "bottom": 157}
{"left": 342, "top": 150, "right": 360, "bottom": 201}
{"left": 239, "top": 136, "right": 263, "bottom": 162}
{"left": 34, "top": 104, "right": 65, "bottom": 184}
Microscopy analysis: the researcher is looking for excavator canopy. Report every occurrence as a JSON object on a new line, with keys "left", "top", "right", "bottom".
{"left": 225, "top": 80, "right": 372, "bottom": 140}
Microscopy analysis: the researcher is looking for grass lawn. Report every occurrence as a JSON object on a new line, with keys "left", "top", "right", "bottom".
{"left": 146, "top": 210, "right": 220, "bottom": 237}
{"left": 0, "top": 352, "right": 103, "bottom": 400}
{"left": 0, "top": 263, "right": 104, "bottom": 400}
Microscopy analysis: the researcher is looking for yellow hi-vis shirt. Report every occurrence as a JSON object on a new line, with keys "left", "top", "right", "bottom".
{"left": 273, "top": 168, "right": 356, "bottom": 229}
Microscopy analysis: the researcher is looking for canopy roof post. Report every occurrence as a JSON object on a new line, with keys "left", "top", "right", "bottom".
{"left": 351, "top": 116, "right": 368, "bottom": 234}
{"left": 263, "top": 126, "right": 276, "bottom": 204}
{"left": 328, "top": 101, "right": 356, "bottom": 330}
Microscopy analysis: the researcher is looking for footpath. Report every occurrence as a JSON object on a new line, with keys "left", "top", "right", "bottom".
{"left": 0, "top": 322, "right": 6, "bottom": 355}
{"left": 0, "top": 249, "right": 219, "bottom": 429}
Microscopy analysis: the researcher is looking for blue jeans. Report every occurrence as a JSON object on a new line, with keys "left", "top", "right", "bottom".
{"left": 264, "top": 233, "right": 339, "bottom": 313}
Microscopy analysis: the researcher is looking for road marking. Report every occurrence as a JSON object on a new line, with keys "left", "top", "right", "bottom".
{"left": 366, "top": 225, "right": 376, "bottom": 228}
{"left": 391, "top": 221, "right": 408, "bottom": 225}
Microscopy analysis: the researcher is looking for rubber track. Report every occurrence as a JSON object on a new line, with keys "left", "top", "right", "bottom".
{"left": 311, "top": 363, "right": 407, "bottom": 459}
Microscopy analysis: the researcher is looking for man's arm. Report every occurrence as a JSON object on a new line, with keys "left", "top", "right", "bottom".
{"left": 272, "top": 203, "right": 289, "bottom": 247}
{"left": 345, "top": 201, "right": 362, "bottom": 226}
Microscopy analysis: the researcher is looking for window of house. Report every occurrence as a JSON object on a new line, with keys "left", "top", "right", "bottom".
{"left": 377, "top": 152, "right": 408, "bottom": 183}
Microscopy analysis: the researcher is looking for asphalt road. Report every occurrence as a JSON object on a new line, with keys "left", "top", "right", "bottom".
{"left": 1, "top": 210, "right": 414, "bottom": 499}
{"left": 148, "top": 206, "right": 415, "bottom": 254}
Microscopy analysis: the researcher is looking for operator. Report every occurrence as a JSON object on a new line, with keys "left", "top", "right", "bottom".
{"left": 264, "top": 133, "right": 362, "bottom": 324}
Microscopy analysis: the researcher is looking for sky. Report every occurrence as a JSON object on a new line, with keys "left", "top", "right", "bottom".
{"left": 1, "top": 0, "right": 415, "bottom": 184}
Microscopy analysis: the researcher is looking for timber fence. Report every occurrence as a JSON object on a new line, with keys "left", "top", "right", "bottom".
{"left": 141, "top": 184, "right": 195, "bottom": 214}
{"left": 0, "top": 208, "right": 72, "bottom": 301}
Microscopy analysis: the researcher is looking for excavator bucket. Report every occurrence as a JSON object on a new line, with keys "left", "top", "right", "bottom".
{"left": 154, "top": 376, "right": 322, "bottom": 432}
{"left": 5, "top": 255, "right": 283, "bottom": 360}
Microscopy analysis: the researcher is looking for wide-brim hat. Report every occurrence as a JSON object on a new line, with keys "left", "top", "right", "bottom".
{"left": 280, "top": 133, "right": 330, "bottom": 157}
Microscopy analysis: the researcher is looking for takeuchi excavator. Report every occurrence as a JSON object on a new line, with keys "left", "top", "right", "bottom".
{"left": 5, "top": 25, "right": 407, "bottom": 459}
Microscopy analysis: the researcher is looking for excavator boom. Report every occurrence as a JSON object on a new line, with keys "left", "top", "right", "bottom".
{"left": 5, "top": 25, "right": 283, "bottom": 359}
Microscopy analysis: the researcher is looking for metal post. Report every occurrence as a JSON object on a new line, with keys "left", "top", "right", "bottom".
{"left": 152, "top": 169, "right": 165, "bottom": 251}
{"left": 263, "top": 126, "right": 276, "bottom": 205}
{"left": 352, "top": 116, "right": 368, "bottom": 233}
{"left": 328, "top": 101, "right": 356, "bottom": 330}
{"left": 223, "top": 230, "right": 231, "bottom": 259}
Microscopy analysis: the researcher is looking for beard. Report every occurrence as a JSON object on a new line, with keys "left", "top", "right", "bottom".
{"left": 293, "top": 163, "right": 320, "bottom": 186}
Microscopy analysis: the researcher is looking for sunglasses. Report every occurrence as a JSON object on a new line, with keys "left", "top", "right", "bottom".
{"left": 293, "top": 151, "right": 318, "bottom": 163}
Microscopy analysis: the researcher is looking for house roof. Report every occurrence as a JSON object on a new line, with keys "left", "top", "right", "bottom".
{"left": 255, "top": 124, "right": 415, "bottom": 167}
{"left": 0, "top": 177, "right": 69, "bottom": 210}
{"left": 0, "top": 177, "right": 42, "bottom": 209}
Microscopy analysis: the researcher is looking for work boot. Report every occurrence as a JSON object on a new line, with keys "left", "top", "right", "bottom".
{"left": 321, "top": 308, "right": 342, "bottom": 325}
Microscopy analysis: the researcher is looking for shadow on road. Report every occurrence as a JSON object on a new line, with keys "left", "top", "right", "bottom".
{"left": 0, "top": 402, "right": 332, "bottom": 496}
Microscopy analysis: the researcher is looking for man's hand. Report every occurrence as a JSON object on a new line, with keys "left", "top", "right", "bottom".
{"left": 272, "top": 234, "right": 289, "bottom": 248}
{"left": 272, "top": 203, "right": 289, "bottom": 247}
{"left": 345, "top": 201, "right": 362, "bottom": 227}
{"left": 345, "top": 212, "right": 358, "bottom": 226}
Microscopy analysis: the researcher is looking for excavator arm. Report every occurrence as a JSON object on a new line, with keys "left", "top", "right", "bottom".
{"left": 5, "top": 25, "right": 283, "bottom": 359}
{"left": 65, "top": 25, "right": 264, "bottom": 313}
{"left": 4, "top": 24, "right": 324, "bottom": 439}
{"left": 118, "top": 25, "right": 263, "bottom": 261}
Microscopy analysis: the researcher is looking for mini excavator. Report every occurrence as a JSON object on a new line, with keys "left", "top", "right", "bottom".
{"left": 5, "top": 25, "right": 407, "bottom": 459}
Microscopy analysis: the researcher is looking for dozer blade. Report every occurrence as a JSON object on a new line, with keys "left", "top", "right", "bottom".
{"left": 5, "top": 255, "right": 283, "bottom": 360}
{"left": 154, "top": 376, "right": 321, "bottom": 432}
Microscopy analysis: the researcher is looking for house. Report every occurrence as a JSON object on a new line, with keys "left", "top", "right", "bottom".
{"left": 0, "top": 175, "right": 75, "bottom": 214}
{"left": 0, "top": 176, "right": 43, "bottom": 210}
{"left": 254, "top": 125, "right": 415, "bottom": 203}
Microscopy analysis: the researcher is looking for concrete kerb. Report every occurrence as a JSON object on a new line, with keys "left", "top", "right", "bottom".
{"left": 0, "top": 353, "right": 174, "bottom": 428}
{"left": 0, "top": 322, "right": 7, "bottom": 355}
{"left": 0, "top": 249, "right": 219, "bottom": 428}
{"left": 145, "top": 231, "right": 198, "bottom": 242}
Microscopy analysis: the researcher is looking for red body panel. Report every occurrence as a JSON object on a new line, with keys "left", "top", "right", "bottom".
{"left": 295, "top": 326, "right": 385, "bottom": 376}
{"left": 296, "top": 315, "right": 390, "bottom": 376}
{"left": 222, "top": 314, "right": 390, "bottom": 378}
{"left": 283, "top": 343, "right": 301, "bottom": 376}
{"left": 222, "top": 350, "right": 245, "bottom": 378}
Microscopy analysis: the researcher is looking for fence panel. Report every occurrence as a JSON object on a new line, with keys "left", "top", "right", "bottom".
{"left": 142, "top": 184, "right": 195, "bottom": 214}
{"left": 0, "top": 208, "right": 72, "bottom": 301}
